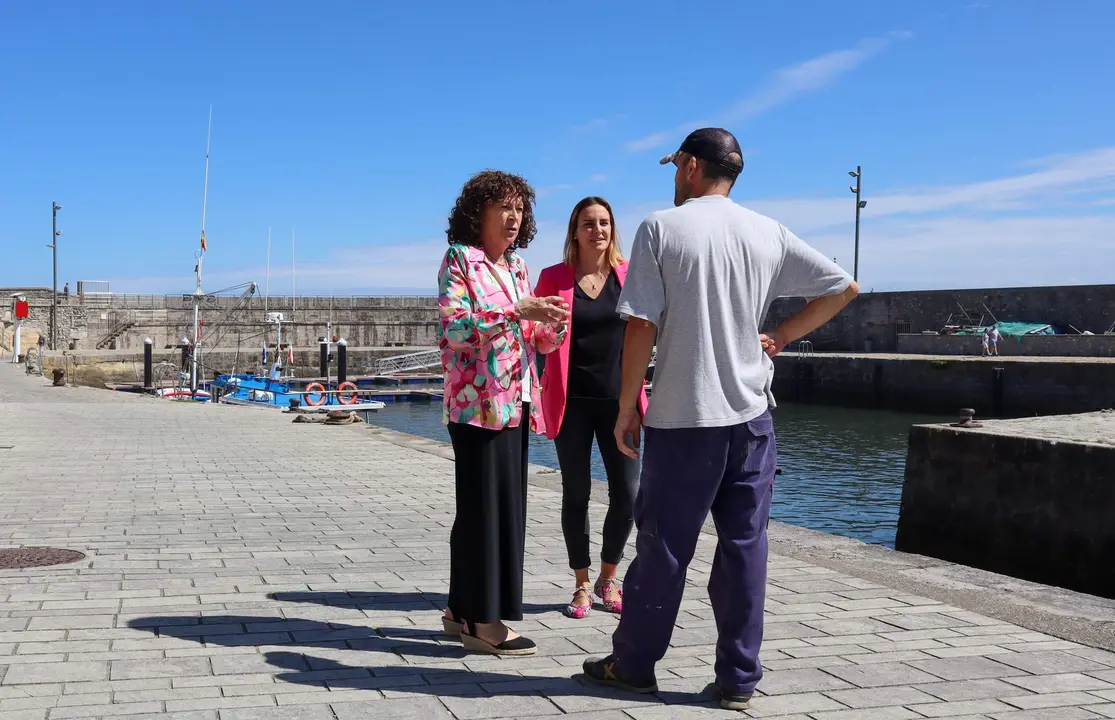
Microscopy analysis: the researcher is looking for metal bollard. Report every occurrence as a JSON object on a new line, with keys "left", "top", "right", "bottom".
{"left": 337, "top": 338, "right": 348, "bottom": 384}
{"left": 951, "top": 408, "right": 983, "bottom": 428}
{"left": 319, "top": 340, "right": 329, "bottom": 381}
{"left": 143, "top": 338, "right": 153, "bottom": 390}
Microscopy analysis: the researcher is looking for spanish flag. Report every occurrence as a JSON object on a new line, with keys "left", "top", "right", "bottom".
{"left": 200, "top": 231, "right": 207, "bottom": 252}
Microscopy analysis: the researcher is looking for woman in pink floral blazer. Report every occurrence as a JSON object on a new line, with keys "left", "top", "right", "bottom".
{"left": 436, "top": 170, "right": 569, "bottom": 657}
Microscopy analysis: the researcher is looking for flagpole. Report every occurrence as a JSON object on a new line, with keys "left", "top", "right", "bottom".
{"left": 191, "top": 105, "right": 212, "bottom": 396}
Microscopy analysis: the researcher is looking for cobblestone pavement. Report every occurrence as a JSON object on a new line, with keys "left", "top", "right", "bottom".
{"left": 3, "top": 363, "right": 1115, "bottom": 719}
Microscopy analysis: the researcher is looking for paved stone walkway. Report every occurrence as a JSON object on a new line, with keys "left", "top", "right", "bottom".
{"left": 3, "top": 364, "right": 1115, "bottom": 719}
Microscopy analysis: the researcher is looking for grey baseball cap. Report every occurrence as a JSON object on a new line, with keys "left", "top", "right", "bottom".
{"left": 659, "top": 127, "right": 744, "bottom": 174}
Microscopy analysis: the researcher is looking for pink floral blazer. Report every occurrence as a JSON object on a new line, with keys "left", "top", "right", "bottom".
{"left": 437, "top": 244, "right": 566, "bottom": 432}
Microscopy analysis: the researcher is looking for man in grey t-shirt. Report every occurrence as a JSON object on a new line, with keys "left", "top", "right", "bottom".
{"left": 581, "top": 128, "right": 859, "bottom": 710}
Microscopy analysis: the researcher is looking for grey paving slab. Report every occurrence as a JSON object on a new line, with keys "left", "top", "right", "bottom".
{"left": 1, "top": 362, "right": 1114, "bottom": 719}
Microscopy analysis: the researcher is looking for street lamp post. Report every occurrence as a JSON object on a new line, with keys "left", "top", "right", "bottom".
{"left": 848, "top": 167, "right": 867, "bottom": 283}
{"left": 48, "top": 202, "right": 63, "bottom": 350}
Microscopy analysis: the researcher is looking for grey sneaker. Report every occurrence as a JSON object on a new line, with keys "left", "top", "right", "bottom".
{"left": 706, "top": 681, "right": 753, "bottom": 710}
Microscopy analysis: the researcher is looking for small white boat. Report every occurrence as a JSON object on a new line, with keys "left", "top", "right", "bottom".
{"left": 156, "top": 387, "right": 211, "bottom": 401}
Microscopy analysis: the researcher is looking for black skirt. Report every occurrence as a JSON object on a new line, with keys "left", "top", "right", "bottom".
{"left": 446, "top": 405, "right": 530, "bottom": 623}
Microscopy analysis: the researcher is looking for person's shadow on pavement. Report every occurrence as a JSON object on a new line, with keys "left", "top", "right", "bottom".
{"left": 125, "top": 613, "right": 716, "bottom": 708}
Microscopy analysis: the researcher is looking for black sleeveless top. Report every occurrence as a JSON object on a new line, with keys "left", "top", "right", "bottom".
{"left": 567, "top": 272, "right": 624, "bottom": 399}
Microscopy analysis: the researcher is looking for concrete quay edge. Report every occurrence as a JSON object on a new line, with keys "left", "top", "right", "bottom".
{"left": 367, "top": 424, "right": 1115, "bottom": 653}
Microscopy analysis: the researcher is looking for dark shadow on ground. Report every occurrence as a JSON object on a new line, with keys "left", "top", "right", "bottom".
{"left": 266, "top": 590, "right": 562, "bottom": 616}
{"left": 125, "top": 614, "right": 712, "bottom": 707}
{"left": 263, "top": 649, "right": 717, "bottom": 706}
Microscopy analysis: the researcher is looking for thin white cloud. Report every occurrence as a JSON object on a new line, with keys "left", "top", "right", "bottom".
{"left": 743, "top": 147, "right": 1115, "bottom": 291}
{"left": 568, "top": 114, "right": 626, "bottom": 134}
{"left": 535, "top": 173, "right": 613, "bottom": 201}
{"left": 624, "top": 33, "right": 909, "bottom": 153}
{"left": 745, "top": 146, "right": 1115, "bottom": 234}
{"left": 109, "top": 146, "right": 1115, "bottom": 296}
{"left": 535, "top": 183, "right": 575, "bottom": 199}
{"left": 807, "top": 214, "right": 1114, "bottom": 292}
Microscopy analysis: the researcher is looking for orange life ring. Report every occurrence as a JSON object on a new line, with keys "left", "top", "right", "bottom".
{"left": 304, "top": 382, "right": 327, "bottom": 406}
{"left": 337, "top": 381, "right": 358, "bottom": 405}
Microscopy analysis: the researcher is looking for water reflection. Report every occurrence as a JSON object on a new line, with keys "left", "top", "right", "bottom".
{"left": 366, "top": 402, "right": 947, "bottom": 547}
{"left": 770, "top": 403, "right": 949, "bottom": 547}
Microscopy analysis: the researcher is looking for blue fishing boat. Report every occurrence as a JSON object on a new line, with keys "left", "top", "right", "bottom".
{"left": 211, "top": 373, "right": 386, "bottom": 420}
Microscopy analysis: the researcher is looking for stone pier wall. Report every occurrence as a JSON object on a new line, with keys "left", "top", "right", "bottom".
{"left": 896, "top": 332, "right": 1115, "bottom": 357}
{"left": 766, "top": 282, "right": 1115, "bottom": 353}
{"left": 42, "top": 346, "right": 436, "bottom": 388}
{"left": 0, "top": 288, "right": 439, "bottom": 352}
{"left": 771, "top": 353, "right": 1115, "bottom": 417}
{"left": 895, "top": 414, "right": 1115, "bottom": 598}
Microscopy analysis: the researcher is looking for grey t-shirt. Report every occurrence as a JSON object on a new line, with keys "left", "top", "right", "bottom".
{"left": 617, "top": 195, "right": 852, "bottom": 429}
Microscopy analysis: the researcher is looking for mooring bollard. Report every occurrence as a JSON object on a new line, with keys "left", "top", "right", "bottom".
{"left": 337, "top": 338, "right": 348, "bottom": 384}
{"left": 951, "top": 407, "right": 983, "bottom": 428}
{"left": 319, "top": 340, "right": 329, "bottom": 381}
{"left": 143, "top": 338, "right": 153, "bottom": 391}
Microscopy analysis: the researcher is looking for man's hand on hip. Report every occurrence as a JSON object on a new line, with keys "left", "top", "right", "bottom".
{"left": 759, "top": 333, "right": 785, "bottom": 358}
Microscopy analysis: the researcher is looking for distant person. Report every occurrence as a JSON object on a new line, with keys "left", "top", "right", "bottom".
{"left": 63, "top": 283, "right": 69, "bottom": 299}
{"left": 534, "top": 197, "right": 648, "bottom": 619}
{"left": 437, "top": 170, "right": 569, "bottom": 656}
{"left": 988, "top": 324, "right": 1000, "bottom": 356}
{"left": 580, "top": 128, "right": 859, "bottom": 711}
{"left": 982, "top": 326, "right": 991, "bottom": 356}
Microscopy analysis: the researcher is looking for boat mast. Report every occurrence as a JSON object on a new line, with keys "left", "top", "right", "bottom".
{"left": 290, "top": 227, "right": 296, "bottom": 378}
{"left": 191, "top": 105, "right": 212, "bottom": 396}
{"left": 264, "top": 226, "right": 271, "bottom": 314}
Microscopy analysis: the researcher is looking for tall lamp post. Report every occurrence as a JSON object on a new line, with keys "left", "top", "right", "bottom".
{"left": 48, "top": 202, "right": 63, "bottom": 350}
{"left": 848, "top": 167, "right": 866, "bottom": 283}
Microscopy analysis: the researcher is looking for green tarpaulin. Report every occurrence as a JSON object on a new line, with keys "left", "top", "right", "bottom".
{"left": 954, "top": 321, "right": 1056, "bottom": 337}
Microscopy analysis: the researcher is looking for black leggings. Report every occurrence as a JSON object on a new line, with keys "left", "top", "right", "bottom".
{"left": 554, "top": 397, "right": 640, "bottom": 570}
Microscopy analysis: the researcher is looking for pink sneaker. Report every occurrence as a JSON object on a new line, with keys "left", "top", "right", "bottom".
{"left": 594, "top": 577, "right": 623, "bottom": 614}
{"left": 564, "top": 584, "right": 593, "bottom": 619}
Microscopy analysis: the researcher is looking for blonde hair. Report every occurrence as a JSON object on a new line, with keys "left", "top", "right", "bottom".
{"left": 562, "top": 196, "right": 624, "bottom": 268}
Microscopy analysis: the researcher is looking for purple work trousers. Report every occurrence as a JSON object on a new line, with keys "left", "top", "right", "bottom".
{"left": 612, "top": 410, "right": 776, "bottom": 694}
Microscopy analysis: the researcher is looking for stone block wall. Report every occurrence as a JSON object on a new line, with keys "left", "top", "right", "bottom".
{"left": 0, "top": 288, "right": 439, "bottom": 352}
{"left": 42, "top": 346, "right": 430, "bottom": 387}
{"left": 765, "top": 283, "right": 1115, "bottom": 353}
{"left": 8, "top": 281, "right": 1115, "bottom": 357}
{"left": 896, "top": 332, "right": 1115, "bottom": 357}
{"left": 895, "top": 420, "right": 1115, "bottom": 598}
{"left": 0, "top": 287, "right": 88, "bottom": 351}
{"left": 770, "top": 353, "right": 1115, "bottom": 417}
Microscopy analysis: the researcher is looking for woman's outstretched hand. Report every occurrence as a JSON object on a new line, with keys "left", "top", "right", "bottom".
{"left": 515, "top": 296, "right": 570, "bottom": 324}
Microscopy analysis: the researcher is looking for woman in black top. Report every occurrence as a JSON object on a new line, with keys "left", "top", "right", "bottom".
{"left": 535, "top": 197, "right": 648, "bottom": 618}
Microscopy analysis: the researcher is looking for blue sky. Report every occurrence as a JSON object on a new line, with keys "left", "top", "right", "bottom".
{"left": 2, "top": 0, "right": 1113, "bottom": 296}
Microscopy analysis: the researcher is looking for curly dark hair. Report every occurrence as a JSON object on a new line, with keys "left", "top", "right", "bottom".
{"left": 446, "top": 170, "right": 537, "bottom": 250}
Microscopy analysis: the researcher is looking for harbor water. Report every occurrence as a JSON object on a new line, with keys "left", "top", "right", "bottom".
{"left": 367, "top": 401, "right": 948, "bottom": 547}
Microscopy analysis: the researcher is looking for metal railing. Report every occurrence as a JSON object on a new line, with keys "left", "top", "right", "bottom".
{"left": 96, "top": 311, "right": 136, "bottom": 349}
{"left": 797, "top": 340, "right": 814, "bottom": 358}
{"left": 374, "top": 349, "right": 441, "bottom": 375}
{"left": 76, "top": 280, "right": 111, "bottom": 295}
{"left": 74, "top": 293, "right": 439, "bottom": 311}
